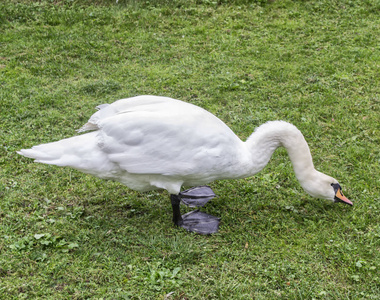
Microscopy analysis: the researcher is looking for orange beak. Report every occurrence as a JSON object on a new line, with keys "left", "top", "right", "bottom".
{"left": 334, "top": 187, "right": 353, "bottom": 206}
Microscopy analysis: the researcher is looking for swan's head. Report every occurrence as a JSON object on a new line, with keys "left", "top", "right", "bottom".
{"left": 301, "top": 172, "right": 353, "bottom": 205}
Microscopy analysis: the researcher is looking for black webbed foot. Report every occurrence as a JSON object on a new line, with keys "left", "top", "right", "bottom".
{"left": 181, "top": 210, "right": 220, "bottom": 235}
{"left": 179, "top": 186, "right": 216, "bottom": 207}
{"left": 170, "top": 186, "right": 220, "bottom": 235}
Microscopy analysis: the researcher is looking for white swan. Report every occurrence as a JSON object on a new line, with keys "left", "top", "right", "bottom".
{"left": 18, "top": 95, "right": 352, "bottom": 234}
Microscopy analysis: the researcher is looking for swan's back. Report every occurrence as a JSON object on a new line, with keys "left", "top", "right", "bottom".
{"left": 79, "top": 96, "right": 192, "bottom": 132}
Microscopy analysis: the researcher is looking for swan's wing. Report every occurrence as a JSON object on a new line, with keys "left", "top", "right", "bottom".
{"left": 91, "top": 96, "right": 241, "bottom": 176}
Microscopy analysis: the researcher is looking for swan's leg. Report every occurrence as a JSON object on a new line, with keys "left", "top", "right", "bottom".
{"left": 170, "top": 186, "right": 220, "bottom": 235}
{"left": 171, "top": 194, "right": 184, "bottom": 226}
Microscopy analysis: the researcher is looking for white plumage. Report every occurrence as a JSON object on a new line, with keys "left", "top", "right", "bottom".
{"left": 18, "top": 95, "right": 352, "bottom": 215}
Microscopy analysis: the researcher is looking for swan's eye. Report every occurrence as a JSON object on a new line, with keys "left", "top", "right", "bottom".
{"left": 331, "top": 183, "right": 341, "bottom": 191}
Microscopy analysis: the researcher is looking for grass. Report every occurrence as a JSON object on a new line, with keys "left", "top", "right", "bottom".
{"left": 0, "top": 0, "right": 379, "bottom": 298}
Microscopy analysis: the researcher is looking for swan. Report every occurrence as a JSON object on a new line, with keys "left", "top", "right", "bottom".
{"left": 17, "top": 95, "right": 352, "bottom": 234}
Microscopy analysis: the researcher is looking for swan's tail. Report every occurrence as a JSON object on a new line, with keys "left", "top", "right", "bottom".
{"left": 17, "top": 132, "right": 110, "bottom": 174}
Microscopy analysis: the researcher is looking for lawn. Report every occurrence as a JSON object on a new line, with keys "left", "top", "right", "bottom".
{"left": 0, "top": 0, "right": 379, "bottom": 298}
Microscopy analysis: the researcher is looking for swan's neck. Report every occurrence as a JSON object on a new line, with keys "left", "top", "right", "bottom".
{"left": 246, "top": 121, "right": 316, "bottom": 188}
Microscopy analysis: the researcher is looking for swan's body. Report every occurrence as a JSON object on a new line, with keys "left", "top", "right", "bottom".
{"left": 18, "top": 95, "right": 352, "bottom": 234}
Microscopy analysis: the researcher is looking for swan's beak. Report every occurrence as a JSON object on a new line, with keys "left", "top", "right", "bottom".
{"left": 334, "top": 188, "right": 353, "bottom": 206}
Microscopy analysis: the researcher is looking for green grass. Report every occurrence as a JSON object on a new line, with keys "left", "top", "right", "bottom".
{"left": 1, "top": 0, "right": 379, "bottom": 298}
